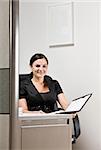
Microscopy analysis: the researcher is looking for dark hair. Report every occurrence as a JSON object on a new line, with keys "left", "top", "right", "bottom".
{"left": 29, "top": 53, "right": 48, "bottom": 66}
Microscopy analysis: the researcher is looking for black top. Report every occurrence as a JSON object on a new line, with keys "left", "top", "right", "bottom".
{"left": 19, "top": 74, "right": 63, "bottom": 113}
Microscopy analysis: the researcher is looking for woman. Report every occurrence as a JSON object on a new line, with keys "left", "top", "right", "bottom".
{"left": 19, "top": 53, "right": 69, "bottom": 114}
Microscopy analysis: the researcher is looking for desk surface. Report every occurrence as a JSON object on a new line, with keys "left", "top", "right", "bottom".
{"left": 19, "top": 112, "right": 72, "bottom": 121}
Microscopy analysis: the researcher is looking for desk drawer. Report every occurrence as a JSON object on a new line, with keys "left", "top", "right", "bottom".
{"left": 21, "top": 124, "right": 72, "bottom": 150}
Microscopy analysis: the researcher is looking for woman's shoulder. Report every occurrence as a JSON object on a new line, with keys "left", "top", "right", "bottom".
{"left": 45, "top": 75, "right": 63, "bottom": 93}
{"left": 45, "top": 75, "right": 59, "bottom": 84}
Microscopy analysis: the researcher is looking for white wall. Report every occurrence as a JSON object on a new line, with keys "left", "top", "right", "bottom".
{"left": 100, "top": 2, "right": 101, "bottom": 149}
{"left": 72, "top": 2, "right": 100, "bottom": 150}
{"left": 19, "top": 1, "right": 101, "bottom": 150}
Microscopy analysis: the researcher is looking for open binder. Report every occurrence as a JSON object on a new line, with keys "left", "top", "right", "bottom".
{"left": 56, "top": 93, "right": 92, "bottom": 114}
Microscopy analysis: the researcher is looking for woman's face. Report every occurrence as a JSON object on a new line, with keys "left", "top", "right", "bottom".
{"left": 31, "top": 58, "right": 48, "bottom": 78}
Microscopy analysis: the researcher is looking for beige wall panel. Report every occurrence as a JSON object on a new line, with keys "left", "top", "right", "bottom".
{"left": 0, "top": 115, "right": 9, "bottom": 150}
{"left": 0, "top": 1, "right": 9, "bottom": 68}
{"left": 0, "top": 69, "right": 9, "bottom": 113}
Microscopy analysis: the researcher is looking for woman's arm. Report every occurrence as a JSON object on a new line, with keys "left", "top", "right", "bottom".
{"left": 18, "top": 98, "right": 45, "bottom": 114}
{"left": 57, "top": 93, "right": 69, "bottom": 110}
{"left": 19, "top": 98, "right": 29, "bottom": 113}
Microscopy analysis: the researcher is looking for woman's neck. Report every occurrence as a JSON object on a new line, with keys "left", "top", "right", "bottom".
{"left": 32, "top": 76, "right": 44, "bottom": 84}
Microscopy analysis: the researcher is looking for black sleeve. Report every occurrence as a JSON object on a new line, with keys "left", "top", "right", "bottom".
{"left": 54, "top": 80, "right": 63, "bottom": 95}
{"left": 19, "top": 81, "right": 27, "bottom": 99}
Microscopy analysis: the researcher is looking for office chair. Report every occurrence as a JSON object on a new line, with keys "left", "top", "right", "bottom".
{"left": 72, "top": 114, "right": 81, "bottom": 144}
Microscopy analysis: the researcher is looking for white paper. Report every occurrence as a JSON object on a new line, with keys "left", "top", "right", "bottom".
{"left": 65, "top": 95, "right": 90, "bottom": 112}
{"left": 55, "top": 94, "right": 91, "bottom": 114}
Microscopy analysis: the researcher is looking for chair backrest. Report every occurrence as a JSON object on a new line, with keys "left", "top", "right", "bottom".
{"left": 72, "top": 114, "right": 81, "bottom": 144}
{"left": 19, "top": 74, "right": 32, "bottom": 82}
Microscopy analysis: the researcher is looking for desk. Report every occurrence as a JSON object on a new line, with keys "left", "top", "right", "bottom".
{"left": 12, "top": 113, "right": 72, "bottom": 150}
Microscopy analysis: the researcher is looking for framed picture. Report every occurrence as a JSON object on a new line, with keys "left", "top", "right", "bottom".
{"left": 48, "top": 2, "right": 74, "bottom": 48}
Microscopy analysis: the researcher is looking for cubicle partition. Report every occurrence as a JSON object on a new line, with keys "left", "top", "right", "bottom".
{"left": 9, "top": 1, "right": 72, "bottom": 150}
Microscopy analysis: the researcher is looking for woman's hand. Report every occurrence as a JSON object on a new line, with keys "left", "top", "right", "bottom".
{"left": 39, "top": 110, "right": 46, "bottom": 114}
{"left": 25, "top": 110, "right": 46, "bottom": 114}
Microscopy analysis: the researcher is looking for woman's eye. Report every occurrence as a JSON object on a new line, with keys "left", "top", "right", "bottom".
{"left": 35, "top": 64, "right": 47, "bottom": 68}
{"left": 43, "top": 65, "right": 46, "bottom": 68}
{"left": 36, "top": 65, "right": 40, "bottom": 68}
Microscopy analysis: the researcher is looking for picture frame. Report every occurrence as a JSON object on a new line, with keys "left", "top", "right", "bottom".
{"left": 48, "top": 2, "right": 74, "bottom": 48}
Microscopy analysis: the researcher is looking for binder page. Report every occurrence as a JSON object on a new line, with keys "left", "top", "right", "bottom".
{"left": 65, "top": 95, "right": 90, "bottom": 112}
